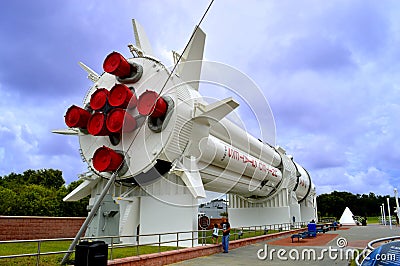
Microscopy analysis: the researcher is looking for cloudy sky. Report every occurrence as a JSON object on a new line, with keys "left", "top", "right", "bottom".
{"left": 0, "top": 0, "right": 399, "bottom": 196}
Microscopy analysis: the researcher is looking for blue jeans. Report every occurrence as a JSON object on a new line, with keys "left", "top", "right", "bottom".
{"left": 222, "top": 234, "right": 230, "bottom": 252}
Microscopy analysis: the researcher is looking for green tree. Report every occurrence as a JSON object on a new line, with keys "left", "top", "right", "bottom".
{"left": 317, "top": 190, "right": 393, "bottom": 218}
{"left": 24, "top": 169, "right": 65, "bottom": 189}
{"left": 0, "top": 172, "right": 24, "bottom": 189}
{"left": 0, "top": 186, "right": 18, "bottom": 215}
{"left": 1, "top": 169, "right": 64, "bottom": 189}
{"left": 59, "top": 180, "right": 89, "bottom": 217}
{"left": 0, "top": 169, "right": 88, "bottom": 217}
{"left": 14, "top": 184, "right": 60, "bottom": 216}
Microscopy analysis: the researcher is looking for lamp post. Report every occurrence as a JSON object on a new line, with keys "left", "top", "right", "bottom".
{"left": 380, "top": 205, "right": 384, "bottom": 225}
{"left": 395, "top": 188, "right": 399, "bottom": 226}
{"left": 225, "top": 193, "right": 228, "bottom": 219}
{"left": 382, "top": 203, "right": 386, "bottom": 226}
{"left": 387, "top": 197, "right": 392, "bottom": 229}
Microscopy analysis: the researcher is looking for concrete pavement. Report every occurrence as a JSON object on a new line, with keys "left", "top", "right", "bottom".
{"left": 170, "top": 224, "right": 400, "bottom": 265}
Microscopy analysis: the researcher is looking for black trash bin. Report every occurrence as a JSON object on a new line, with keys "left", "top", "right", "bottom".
{"left": 362, "top": 218, "right": 367, "bottom": 226}
{"left": 75, "top": 241, "right": 108, "bottom": 266}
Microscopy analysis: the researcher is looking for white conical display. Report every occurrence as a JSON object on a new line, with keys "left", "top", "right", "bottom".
{"left": 339, "top": 207, "right": 356, "bottom": 225}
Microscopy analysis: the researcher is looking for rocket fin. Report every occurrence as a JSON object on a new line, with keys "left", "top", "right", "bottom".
{"left": 181, "top": 169, "right": 206, "bottom": 199}
{"left": 176, "top": 27, "right": 206, "bottom": 91}
{"left": 174, "top": 157, "right": 206, "bottom": 199}
{"left": 185, "top": 97, "right": 239, "bottom": 158}
{"left": 63, "top": 177, "right": 100, "bottom": 202}
{"left": 52, "top": 128, "right": 80, "bottom": 135}
{"left": 78, "top": 62, "right": 100, "bottom": 82}
{"left": 194, "top": 97, "right": 239, "bottom": 125}
{"left": 132, "top": 19, "right": 154, "bottom": 56}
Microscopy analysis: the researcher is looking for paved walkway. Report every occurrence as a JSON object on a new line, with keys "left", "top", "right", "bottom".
{"left": 171, "top": 224, "right": 400, "bottom": 265}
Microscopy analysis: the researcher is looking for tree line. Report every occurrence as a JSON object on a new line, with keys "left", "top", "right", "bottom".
{"left": 0, "top": 169, "right": 88, "bottom": 217}
{"left": 317, "top": 191, "right": 398, "bottom": 218}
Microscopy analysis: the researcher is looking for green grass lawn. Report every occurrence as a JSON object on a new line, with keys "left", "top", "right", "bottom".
{"left": 0, "top": 240, "right": 70, "bottom": 265}
{"left": 366, "top": 216, "right": 380, "bottom": 224}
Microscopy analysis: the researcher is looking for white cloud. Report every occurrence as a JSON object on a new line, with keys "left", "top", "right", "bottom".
{"left": 313, "top": 167, "right": 395, "bottom": 196}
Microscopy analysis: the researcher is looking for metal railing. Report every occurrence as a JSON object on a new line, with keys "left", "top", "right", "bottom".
{"left": 0, "top": 238, "right": 74, "bottom": 265}
{"left": 378, "top": 216, "right": 399, "bottom": 225}
{"left": 318, "top": 217, "right": 336, "bottom": 223}
{"left": 355, "top": 236, "right": 400, "bottom": 266}
{"left": 0, "top": 221, "right": 307, "bottom": 265}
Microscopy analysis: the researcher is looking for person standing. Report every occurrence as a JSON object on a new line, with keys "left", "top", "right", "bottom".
{"left": 211, "top": 223, "right": 219, "bottom": 244}
{"left": 221, "top": 219, "right": 230, "bottom": 253}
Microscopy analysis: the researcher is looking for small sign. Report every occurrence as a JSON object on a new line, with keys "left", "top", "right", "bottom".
{"left": 199, "top": 215, "right": 210, "bottom": 229}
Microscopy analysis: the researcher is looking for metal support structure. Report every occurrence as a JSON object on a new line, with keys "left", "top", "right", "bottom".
{"left": 61, "top": 173, "right": 118, "bottom": 265}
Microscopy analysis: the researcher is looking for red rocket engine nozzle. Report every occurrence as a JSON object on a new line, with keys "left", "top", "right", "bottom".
{"left": 90, "top": 88, "right": 109, "bottom": 111}
{"left": 103, "top": 52, "right": 132, "bottom": 78}
{"left": 109, "top": 84, "right": 137, "bottom": 109}
{"left": 106, "top": 108, "right": 137, "bottom": 133}
{"left": 87, "top": 112, "right": 110, "bottom": 136}
{"left": 137, "top": 90, "right": 168, "bottom": 118}
{"left": 92, "top": 146, "right": 124, "bottom": 172}
{"left": 65, "top": 105, "right": 91, "bottom": 128}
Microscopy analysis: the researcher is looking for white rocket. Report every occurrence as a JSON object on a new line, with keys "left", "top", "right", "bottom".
{"left": 58, "top": 18, "right": 319, "bottom": 264}
{"left": 57, "top": 19, "right": 315, "bottom": 204}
